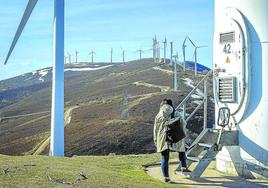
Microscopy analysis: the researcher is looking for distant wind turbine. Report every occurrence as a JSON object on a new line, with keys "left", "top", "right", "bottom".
{"left": 75, "top": 50, "right": 79, "bottom": 64}
{"left": 136, "top": 48, "right": 144, "bottom": 61}
{"left": 163, "top": 37, "right": 167, "bottom": 64}
{"left": 173, "top": 52, "right": 178, "bottom": 92}
{"left": 185, "top": 36, "right": 207, "bottom": 76}
{"left": 121, "top": 48, "right": 125, "bottom": 64}
{"left": 3, "top": 0, "right": 65, "bottom": 157}
{"left": 182, "top": 36, "right": 187, "bottom": 71}
{"left": 110, "top": 48, "right": 113, "bottom": 63}
{"left": 170, "top": 41, "right": 173, "bottom": 66}
{"left": 88, "top": 50, "right": 96, "bottom": 64}
{"left": 157, "top": 41, "right": 161, "bottom": 63}
{"left": 193, "top": 45, "right": 208, "bottom": 73}
{"left": 152, "top": 36, "right": 157, "bottom": 63}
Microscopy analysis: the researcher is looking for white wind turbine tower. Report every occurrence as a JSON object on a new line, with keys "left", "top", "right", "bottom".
{"left": 157, "top": 41, "right": 161, "bottom": 63}
{"left": 182, "top": 36, "right": 187, "bottom": 72}
{"left": 163, "top": 37, "right": 167, "bottom": 64}
{"left": 75, "top": 50, "right": 78, "bottom": 64}
{"left": 110, "top": 48, "right": 113, "bottom": 63}
{"left": 193, "top": 45, "right": 207, "bottom": 74}
{"left": 173, "top": 52, "right": 178, "bottom": 92}
{"left": 121, "top": 48, "right": 125, "bottom": 64}
{"left": 170, "top": 41, "right": 173, "bottom": 66}
{"left": 152, "top": 36, "right": 157, "bottom": 63}
{"left": 88, "top": 50, "right": 96, "bottom": 64}
{"left": 3, "top": 0, "right": 65, "bottom": 157}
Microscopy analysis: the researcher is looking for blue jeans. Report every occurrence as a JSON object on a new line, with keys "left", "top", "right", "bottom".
{"left": 161, "top": 149, "right": 170, "bottom": 177}
{"left": 179, "top": 152, "right": 187, "bottom": 168}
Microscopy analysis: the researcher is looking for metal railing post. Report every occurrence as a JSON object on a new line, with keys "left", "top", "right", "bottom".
{"left": 182, "top": 103, "right": 186, "bottom": 120}
{"left": 203, "top": 79, "right": 208, "bottom": 129}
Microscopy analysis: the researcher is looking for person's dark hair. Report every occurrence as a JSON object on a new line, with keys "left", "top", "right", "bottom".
{"left": 160, "top": 98, "right": 168, "bottom": 107}
{"left": 166, "top": 99, "right": 173, "bottom": 107}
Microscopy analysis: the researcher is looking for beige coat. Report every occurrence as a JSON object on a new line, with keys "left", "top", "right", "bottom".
{"left": 153, "top": 104, "right": 173, "bottom": 153}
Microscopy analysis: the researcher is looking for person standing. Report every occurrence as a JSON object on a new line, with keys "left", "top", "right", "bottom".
{"left": 166, "top": 99, "right": 191, "bottom": 174}
{"left": 153, "top": 100, "right": 174, "bottom": 182}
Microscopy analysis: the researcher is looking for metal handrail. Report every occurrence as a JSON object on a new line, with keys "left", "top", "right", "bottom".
{"left": 186, "top": 101, "right": 204, "bottom": 122}
{"left": 175, "top": 70, "right": 212, "bottom": 110}
{"left": 175, "top": 70, "right": 213, "bottom": 129}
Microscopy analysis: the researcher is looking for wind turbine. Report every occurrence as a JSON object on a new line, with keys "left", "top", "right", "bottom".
{"left": 88, "top": 50, "right": 96, "bottom": 64}
{"left": 157, "top": 41, "right": 161, "bottom": 63}
{"left": 163, "top": 37, "right": 167, "bottom": 64}
{"left": 152, "top": 36, "right": 157, "bottom": 63}
{"left": 121, "top": 48, "right": 125, "bottom": 64}
{"left": 3, "top": 0, "right": 65, "bottom": 157}
{"left": 182, "top": 36, "right": 187, "bottom": 72}
{"left": 75, "top": 50, "right": 79, "bottom": 64}
{"left": 170, "top": 41, "right": 173, "bottom": 66}
{"left": 110, "top": 48, "right": 113, "bottom": 63}
{"left": 186, "top": 37, "right": 207, "bottom": 77}
{"left": 173, "top": 52, "right": 178, "bottom": 92}
{"left": 136, "top": 48, "right": 144, "bottom": 61}
{"left": 193, "top": 45, "right": 207, "bottom": 74}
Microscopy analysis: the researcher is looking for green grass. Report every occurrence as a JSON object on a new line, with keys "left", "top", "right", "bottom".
{"left": 0, "top": 154, "right": 185, "bottom": 188}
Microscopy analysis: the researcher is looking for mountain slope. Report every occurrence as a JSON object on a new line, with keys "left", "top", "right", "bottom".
{"left": 0, "top": 59, "right": 214, "bottom": 156}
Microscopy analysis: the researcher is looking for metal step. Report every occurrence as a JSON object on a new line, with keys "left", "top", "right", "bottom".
{"left": 187, "top": 156, "right": 201, "bottom": 162}
{"left": 198, "top": 143, "right": 214, "bottom": 148}
{"left": 190, "top": 149, "right": 219, "bottom": 178}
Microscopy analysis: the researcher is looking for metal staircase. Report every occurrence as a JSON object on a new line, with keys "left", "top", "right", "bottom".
{"left": 185, "top": 128, "right": 238, "bottom": 178}
{"left": 175, "top": 70, "right": 238, "bottom": 178}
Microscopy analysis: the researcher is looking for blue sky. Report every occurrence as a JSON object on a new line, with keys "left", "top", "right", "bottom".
{"left": 0, "top": 0, "right": 214, "bottom": 80}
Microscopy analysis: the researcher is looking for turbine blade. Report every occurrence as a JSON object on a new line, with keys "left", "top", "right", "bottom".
{"left": 182, "top": 36, "right": 187, "bottom": 45}
{"left": 197, "top": 45, "right": 208, "bottom": 48}
{"left": 4, "top": 0, "right": 38, "bottom": 64}
{"left": 187, "top": 37, "right": 196, "bottom": 47}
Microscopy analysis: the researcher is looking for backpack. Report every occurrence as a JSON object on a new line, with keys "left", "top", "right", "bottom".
{"left": 165, "top": 117, "right": 186, "bottom": 144}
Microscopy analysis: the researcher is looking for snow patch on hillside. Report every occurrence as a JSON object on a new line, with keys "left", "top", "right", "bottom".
{"left": 182, "top": 78, "right": 204, "bottom": 97}
{"left": 38, "top": 69, "right": 50, "bottom": 82}
{"left": 183, "top": 78, "right": 195, "bottom": 88}
{"left": 64, "top": 65, "right": 113, "bottom": 72}
{"left": 27, "top": 65, "right": 112, "bottom": 83}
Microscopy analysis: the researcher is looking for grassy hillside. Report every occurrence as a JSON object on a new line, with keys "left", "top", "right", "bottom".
{"left": 0, "top": 154, "right": 186, "bottom": 188}
{"left": 0, "top": 59, "right": 214, "bottom": 156}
